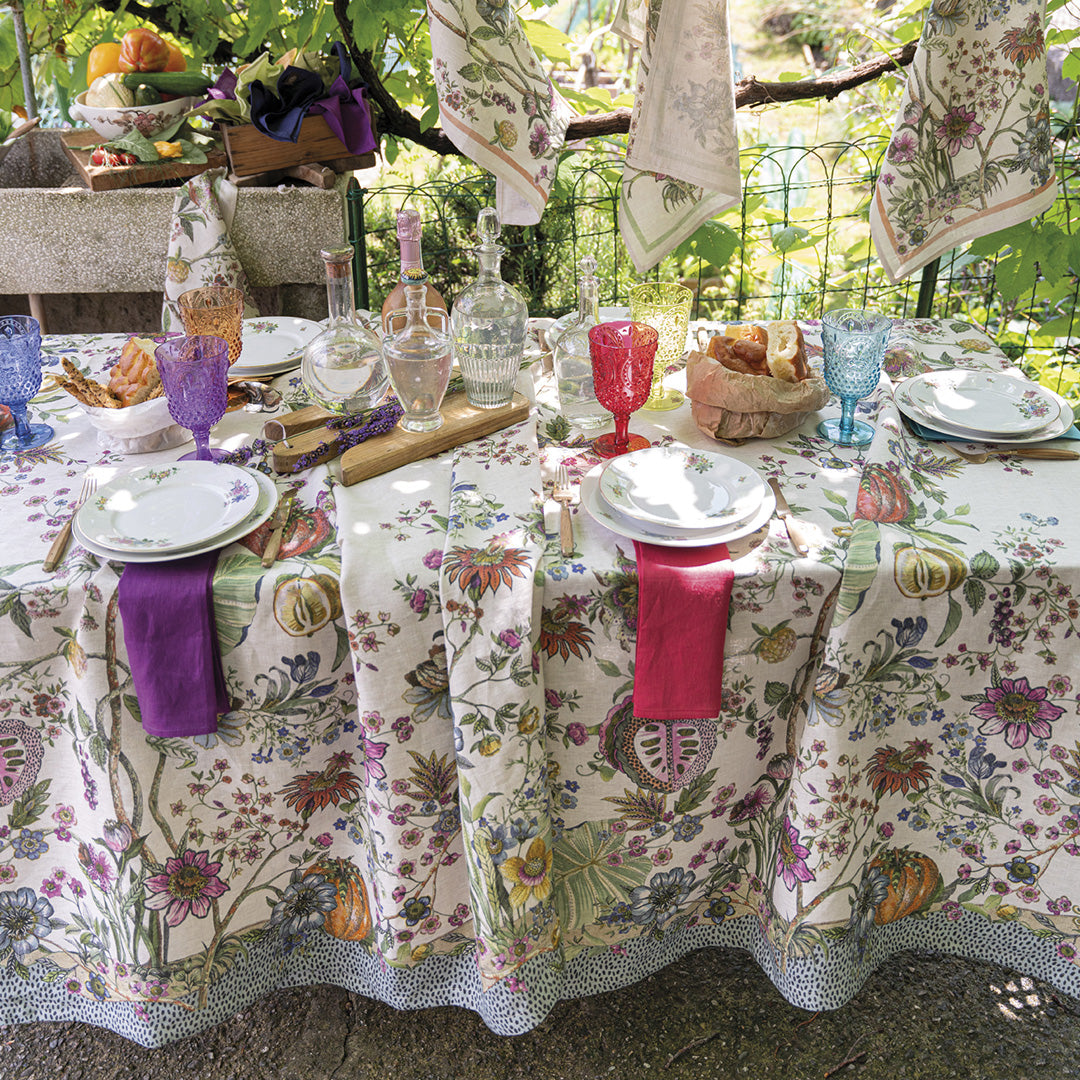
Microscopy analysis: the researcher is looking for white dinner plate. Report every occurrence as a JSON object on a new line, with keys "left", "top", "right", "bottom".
{"left": 598, "top": 446, "right": 767, "bottom": 530}
{"left": 581, "top": 465, "right": 775, "bottom": 548}
{"left": 230, "top": 317, "right": 323, "bottom": 377}
{"left": 77, "top": 462, "right": 261, "bottom": 553}
{"left": 900, "top": 369, "right": 1060, "bottom": 436}
{"left": 73, "top": 468, "right": 278, "bottom": 564}
{"left": 895, "top": 382, "right": 1076, "bottom": 445}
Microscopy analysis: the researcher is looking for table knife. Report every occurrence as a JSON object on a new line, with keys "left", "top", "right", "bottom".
{"left": 767, "top": 478, "right": 810, "bottom": 556}
{"left": 261, "top": 494, "right": 293, "bottom": 568}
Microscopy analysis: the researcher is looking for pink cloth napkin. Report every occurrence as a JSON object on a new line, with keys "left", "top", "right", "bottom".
{"left": 117, "top": 553, "right": 228, "bottom": 738}
{"left": 632, "top": 541, "right": 734, "bottom": 720}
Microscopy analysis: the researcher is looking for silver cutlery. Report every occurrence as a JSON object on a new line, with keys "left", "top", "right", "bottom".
{"left": 767, "top": 477, "right": 810, "bottom": 556}
{"left": 43, "top": 473, "right": 97, "bottom": 573}
{"left": 552, "top": 464, "right": 575, "bottom": 558}
{"left": 261, "top": 493, "right": 294, "bottom": 568}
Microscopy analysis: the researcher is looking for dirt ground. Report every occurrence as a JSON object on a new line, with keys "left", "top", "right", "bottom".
{"left": 1, "top": 948, "right": 1077, "bottom": 1080}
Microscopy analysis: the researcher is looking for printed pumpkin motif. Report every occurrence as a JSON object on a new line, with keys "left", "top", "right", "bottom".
{"left": 868, "top": 848, "right": 942, "bottom": 925}
{"left": 303, "top": 858, "right": 373, "bottom": 942}
{"left": 854, "top": 463, "right": 912, "bottom": 523}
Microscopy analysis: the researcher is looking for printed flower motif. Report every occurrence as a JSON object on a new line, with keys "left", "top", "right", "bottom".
{"left": 279, "top": 751, "right": 363, "bottom": 819}
{"left": 776, "top": 817, "right": 816, "bottom": 890}
{"left": 281, "top": 652, "right": 320, "bottom": 683}
{"left": 143, "top": 850, "right": 228, "bottom": 927}
{"left": 866, "top": 741, "right": 934, "bottom": 798}
{"left": 403, "top": 639, "right": 452, "bottom": 723}
{"left": 934, "top": 107, "right": 984, "bottom": 157}
{"left": 704, "top": 895, "right": 735, "bottom": 924}
{"left": 728, "top": 784, "right": 773, "bottom": 823}
{"left": 848, "top": 866, "right": 890, "bottom": 959}
{"left": 77, "top": 843, "right": 114, "bottom": 890}
{"left": 500, "top": 836, "right": 553, "bottom": 909}
{"left": 538, "top": 603, "right": 594, "bottom": 661}
{"left": 1000, "top": 12, "right": 1045, "bottom": 69}
{"left": 629, "top": 868, "right": 695, "bottom": 930}
{"left": 270, "top": 868, "right": 338, "bottom": 938}
{"left": 443, "top": 542, "right": 530, "bottom": 598}
{"left": 0, "top": 887, "right": 53, "bottom": 958}
{"left": 887, "top": 131, "right": 918, "bottom": 164}
{"left": 1005, "top": 856, "right": 1038, "bottom": 885}
{"left": 10, "top": 829, "right": 48, "bottom": 860}
{"left": 398, "top": 894, "right": 433, "bottom": 927}
{"left": 971, "top": 677, "right": 1064, "bottom": 749}
{"left": 102, "top": 820, "right": 133, "bottom": 853}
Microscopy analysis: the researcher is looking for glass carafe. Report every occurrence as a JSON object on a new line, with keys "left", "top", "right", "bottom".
{"left": 450, "top": 207, "right": 528, "bottom": 409}
{"left": 382, "top": 269, "right": 453, "bottom": 433}
{"left": 553, "top": 256, "right": 609, "bottom": 430}
{"left": 302, "top": 246, "right": 389, "bottom": 414}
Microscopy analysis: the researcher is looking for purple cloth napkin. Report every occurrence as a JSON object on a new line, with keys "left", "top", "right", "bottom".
{"left": 117, "top": 552, "right": 227, "bottom": 738}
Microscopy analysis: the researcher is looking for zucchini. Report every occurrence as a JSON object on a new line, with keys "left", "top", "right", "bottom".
{"left": 121, "top": 71, "right": 213, "bottom": 96}
{"left": 133, "top": 83, "right": 163, "bottom": 106}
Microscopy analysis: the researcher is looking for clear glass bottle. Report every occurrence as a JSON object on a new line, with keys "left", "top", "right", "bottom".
{"left": 302, "top": 246, "right": 390, "bottom": 414}
{"left": 381, "top": 207, "right": 447, "bottom": 336}
{"left": 553, "top": 255, "right": 609, "bottom": 429}
{"left": 381, "top": 268, "right": 453, "bottom": 433}
{"left": 450, "top": 206, "right": 528, "bottom": 409}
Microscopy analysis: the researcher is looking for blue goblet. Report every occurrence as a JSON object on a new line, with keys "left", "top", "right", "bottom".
{"left": 0, "top": 315, "right": 53, "bottom": 452}
{"left": 816, "top": 309, "right": 891, "bottom": 447}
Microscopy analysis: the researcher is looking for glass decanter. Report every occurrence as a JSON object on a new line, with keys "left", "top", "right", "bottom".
{"left": 553, "top": 255, "right": 609, "bottom": 430}
{"left": 302, "top": 246, "right": 389, "bottom": 414}
{"left": 382, "top": 269, "right": 453, "bottom": 433}
{"left": 450, "top": 206, "right": 528, "bottom": 409}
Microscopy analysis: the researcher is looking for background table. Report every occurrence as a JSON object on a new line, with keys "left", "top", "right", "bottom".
{"left": 0, "top": 320, "right": 1078, "bottom": 1046}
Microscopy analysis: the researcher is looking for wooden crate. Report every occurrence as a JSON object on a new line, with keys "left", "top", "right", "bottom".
{"left": 61, "top": 131, "right": 228, "bottom": 192}
{"left": 221, "top": 115, "right": 377, "bottom": 178}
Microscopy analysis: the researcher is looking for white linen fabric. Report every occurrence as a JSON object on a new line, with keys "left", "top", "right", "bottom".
{"left": 618, "top": 0, "right": 741, "bottom": 274}
{"left": 161, "top": 168, "right": 258, "bottom": 332}
{"left": 869, "top": 0, "right": 1058, "bottom": 282}
{"left": 427, "top": 0, "right": 572, "bottom": 225}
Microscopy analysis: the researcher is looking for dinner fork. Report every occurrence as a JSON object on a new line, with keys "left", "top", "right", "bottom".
{"left": 43, "top": 473, "right": 97, "bottom": 573}
{"left": 552, "top": 463, "right": 575, "bottom": 558}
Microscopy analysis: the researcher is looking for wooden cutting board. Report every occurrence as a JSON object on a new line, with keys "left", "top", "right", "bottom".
{"left": 269, "top": 391, "right": 531, "bottom": 483}
{"left": 61, "top": 130, "right": 228, "bottom": 191}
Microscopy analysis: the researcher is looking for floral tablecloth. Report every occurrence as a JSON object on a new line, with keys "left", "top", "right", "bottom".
{"left": 1, "top": 321, "right": 1080, "bottom": 1046}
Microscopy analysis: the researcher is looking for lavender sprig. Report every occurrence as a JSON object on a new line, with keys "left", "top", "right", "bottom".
{"left": 288, "top": 399, "right": 405, "bottom": 472}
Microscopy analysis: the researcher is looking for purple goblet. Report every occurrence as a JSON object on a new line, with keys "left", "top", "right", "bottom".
{"left": 0, "top": 315, "right": 53, "bottom": 452}
{"left": 155, "top": 335, "right": 231, "bottom": 461}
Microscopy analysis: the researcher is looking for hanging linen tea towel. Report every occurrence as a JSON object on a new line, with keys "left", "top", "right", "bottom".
{"left": 162, "top": 168, "right": 259, "bottom": 332}
{"left": 869, "top": 2, "right": 1058, "bottom": 282}
{"left": 618, "top": 0, "right": 741, "bottom": 273}
{"left": 427, "top": 0, "right": 572, "bottom": 225}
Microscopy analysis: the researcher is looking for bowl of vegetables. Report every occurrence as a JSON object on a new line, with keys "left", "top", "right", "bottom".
{"left": 70, "top": 73, "right": 204, "bottom": 140}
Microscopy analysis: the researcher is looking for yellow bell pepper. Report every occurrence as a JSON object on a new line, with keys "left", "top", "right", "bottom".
{"left": 153, "top": 140, "right": 183, "bottom": 159}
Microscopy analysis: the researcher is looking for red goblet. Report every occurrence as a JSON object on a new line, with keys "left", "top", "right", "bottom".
{"left": 588, "top": 320, "right": 658, "bottom": 458}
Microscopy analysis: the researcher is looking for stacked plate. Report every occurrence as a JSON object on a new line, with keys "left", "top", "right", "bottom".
{"left": 73, "top": 461, "right": 279, "bottom": 564}
{"left": 895, "top": 369, "right": 1074, "bottom": 445}
{"left": 227, "top": 317, "right": 324, "bottom": 379}
{"left": 580, "top": 445, "right": 775, "bottom": 548}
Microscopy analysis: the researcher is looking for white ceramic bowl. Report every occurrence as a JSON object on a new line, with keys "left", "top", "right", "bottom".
{"left": 70, "top": 91, "right": 194, "bottom": 141}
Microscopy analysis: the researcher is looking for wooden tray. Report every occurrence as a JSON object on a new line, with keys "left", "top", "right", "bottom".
{"left": 221, "top": 115, "right": 376, "bottom": 178}
{"left": 61, "top": 131, "right": 228, "bottom": 191}
{"left": 269, "top": 391, "right": 531, "bottom": 483}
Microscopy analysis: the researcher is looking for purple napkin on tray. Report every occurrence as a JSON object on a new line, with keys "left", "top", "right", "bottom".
{"left": 117, "top": 552, "right": 227, "bottom": 738}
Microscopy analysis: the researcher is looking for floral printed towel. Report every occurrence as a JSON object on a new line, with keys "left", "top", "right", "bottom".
{"left": 869, "top": 1, "right": 1058, "bottom": 282}
{"left": 162, "top": 168, "right": 259, "bottom": 332}
{"left": 631, "top": 541, "right": 734, "bottom": 721}
{"left": 428, "top": 0, "right": 572, "bottom": 226}
{"left": 618, "top": 0, "right": 741, "bottom": 274}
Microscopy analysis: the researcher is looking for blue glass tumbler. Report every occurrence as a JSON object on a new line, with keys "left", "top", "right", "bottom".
{"left": 816, "top": 309, "right": 891, "bottom": 447}
{"left": 0, "top": 315, "right": 53, "bottom": 452}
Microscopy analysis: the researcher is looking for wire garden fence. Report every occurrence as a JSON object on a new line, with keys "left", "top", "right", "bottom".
{"left": 345, "top": 137, "right": 1075, "bottom": 392}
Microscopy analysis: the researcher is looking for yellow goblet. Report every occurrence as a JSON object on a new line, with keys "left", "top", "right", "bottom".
{"left": 178, "top": 286, "right": 245, "bottom": 365}
{"left": 628, "top": 282, "right": 694, "bottom": 411}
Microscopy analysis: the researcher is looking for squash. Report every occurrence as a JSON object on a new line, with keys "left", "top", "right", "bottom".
{"left": 869, "top": 848, "right": 942, "bottom": 925}
{"left": 86, "top": 73, "right": 135, "bottom": 109}
{"left": 303, "top": 858, "right": 373, "bottom": 941}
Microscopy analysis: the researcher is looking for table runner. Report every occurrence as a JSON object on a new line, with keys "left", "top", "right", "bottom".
{"left": 869, "top": 0, "right": 1058, "bottom": 281}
